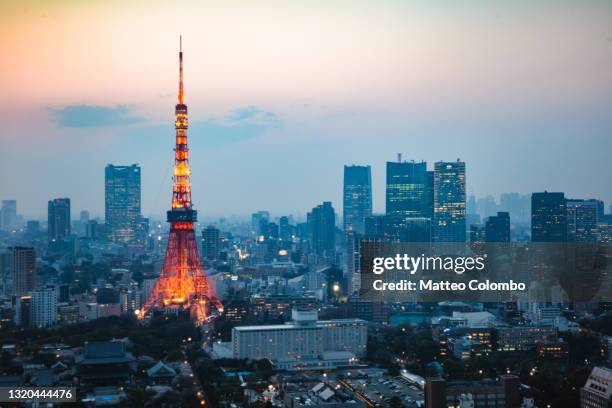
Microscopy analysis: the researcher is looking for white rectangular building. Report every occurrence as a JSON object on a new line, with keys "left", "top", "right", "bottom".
{"left": 231, "top": 309, "right": 367, "bottom": 370}
{"left": 30, "top": 286, "right": 57, "bottom": 328}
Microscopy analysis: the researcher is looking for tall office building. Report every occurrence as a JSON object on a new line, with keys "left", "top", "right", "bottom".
{"left": 279, "top": 216, "right": 294, "bottom": 242}
{"left": 10, "top": 246, "right": 36, "bottom": 295}
{"left": 364, "top": 215, "right": 387, "bottom": 240}
{"left": 307, "top": 202, "right": 336, "bottom": 257}
{"left": 470, "top": 225, "right": 486, "bottom": 243}
{"left": 14, "top": 295, "right": 32, "bottom": 327}
{"left": 567, "top": 199, "right": 599, "bottom": 243}
{"left": 433, "top": 161, "right": 466, "bottom": 242}
{"left": 485, "top": 212, "right": 510, "bottom": 243}
{"left": 251, "top": 211, "right": 270, "bottom": 236}
{"left": 400, "top": 217, "right": 432, "bottom": 242}
{"left": 1, "top": 200, "right": 17, "bottom": 231}
{"left": 202, "top": 225, "right": 221, "bottom": 261}
{"left": 531, "top": 192, "right": 567, "bottom": 242}
{"left": 105, "top": 164, "right": 141, "bottom": 243}
{"left": 586, "top": 199, "right": 604, "bottom": 222}
{"left": 48, "top": 198, "right": 71, "bottom": 243}
{"left": 26, "top": 221, "right": 40, "bottom": 236}
{"left": 386, "top": 160, "right": 432, "bottom": 225}
{"left": 0, "top": 251, "right": 11, "bottom": 296}
{"left": 343, "top": 165, "right": 372, "bottom": 234}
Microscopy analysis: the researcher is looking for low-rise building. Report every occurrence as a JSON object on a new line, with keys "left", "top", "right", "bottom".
{"left": 76, "top": 341, "right": 136, "bottom": 386}
{"left": 231, "top": 309, "right": 366, "bottom": 370}
{"left": 497, "top": 326, "right": 557, "bottom": 351}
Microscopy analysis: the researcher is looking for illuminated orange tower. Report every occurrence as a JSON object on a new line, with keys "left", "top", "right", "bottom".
{"left": 140, "top": 38, "right": 223, "bottom": 324}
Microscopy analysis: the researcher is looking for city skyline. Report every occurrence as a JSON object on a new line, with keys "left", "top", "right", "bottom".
{"left": 1, "top": 1, "right": 612, "bottom": 218}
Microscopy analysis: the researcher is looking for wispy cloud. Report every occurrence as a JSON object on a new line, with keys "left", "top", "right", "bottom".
{"left": 51, "top": 105, "right": 142, "bottom": 128}
{"left": 195, "top": 106, "right": 280, "bottom": 146}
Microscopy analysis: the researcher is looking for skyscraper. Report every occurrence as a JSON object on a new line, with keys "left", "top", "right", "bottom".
{"left": 202, "top": 225, "right": 221, "bottom": 261}
{"left": 307, "top": 201, "right": 336, "bottom": 257}
{"left": 364, "top": 215, "right": 388, "bottom": 240}
{"left": 0, "top": 251, "right": 11, "bottom": 296}
{"left": 531, "top": 192, "right": 567, "bottom": 242}
{"left": 433, "top": 160, "right": 466, "bottom": 242}
{"left": 105, "top": 164, "right": 141, "bottom": 243}
{"left": 386, "top": 160, "right": 431, "bottom": 220}
{"left": 279, "top": 216, "right": 294, "bottom": 242}
{"left": 485, "top": 212, "right": 510, "bottom": 243}
{"left": 343, "top": 165, "right": 372, "bottom": 234}
{"left": 251, "top": 211, "right": 270, "bottom": 237}
{"left": 566, "top": 199, "right": 598, "bottom": 243}
{"left": 48, "top": 198, "right": 71, "bottom": 243}
{"left": 1, "top": 200, "right": 17, "bottom": 231}
{"left": 10, "top": 246, "right": 36, "bottom": 295}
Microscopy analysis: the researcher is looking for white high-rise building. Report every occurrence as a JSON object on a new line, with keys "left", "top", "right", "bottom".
{"left": 30, "top": 286, "right": 57, "bottom": 328}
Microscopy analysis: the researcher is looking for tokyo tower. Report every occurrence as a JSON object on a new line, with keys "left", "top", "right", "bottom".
{"left": 139, "top": 38, "right": 223, "bottom": 324}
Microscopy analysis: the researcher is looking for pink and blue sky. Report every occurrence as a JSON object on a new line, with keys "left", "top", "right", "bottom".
{"left": 1, "top": 0, "right": 611, "bottom": 219}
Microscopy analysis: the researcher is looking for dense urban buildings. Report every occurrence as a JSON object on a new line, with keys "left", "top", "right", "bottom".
{"left": 343, "top": 165, "right": 372, "bottom": 234}
{"left": 105, "top": 164, "right": 142, "bottom": 243}
{"left": 0, "top": 26, "right": 610, "bottom": 408}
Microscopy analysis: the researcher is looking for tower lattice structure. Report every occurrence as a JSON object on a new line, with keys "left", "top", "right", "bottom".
{"left": 139, "top": 38, "right": 223, "bottom": 324}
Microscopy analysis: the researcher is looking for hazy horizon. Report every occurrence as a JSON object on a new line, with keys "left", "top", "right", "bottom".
{"left": 1, "top": 1, "right": 611, "bottom": 219}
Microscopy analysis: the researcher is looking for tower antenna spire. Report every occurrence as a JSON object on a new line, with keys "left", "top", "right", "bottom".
{"left": 178, "top": 35, "right": 184, "bottom": 104}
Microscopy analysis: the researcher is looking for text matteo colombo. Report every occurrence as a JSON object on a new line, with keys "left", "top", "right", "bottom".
{"left": 371, "top": 254, "right": 526, "bottom": 292}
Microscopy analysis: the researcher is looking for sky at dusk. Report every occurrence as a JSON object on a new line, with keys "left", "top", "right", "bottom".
{"left": 1, "top": 0, "right": 611, "bottom": 220}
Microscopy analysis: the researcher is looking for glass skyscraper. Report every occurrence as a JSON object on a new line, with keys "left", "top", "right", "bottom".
{"left": 385, "top": 160, "right": 434, "bottom": 238}
{"left": 485, "top": 211, "right": 510, "bottom": 243}
{"left": 343, "top": 165, "right": 372, "bottom": 234}
{"left": 307, "top": 201, "right": 336, "bottom": 257}
{"left": 47, "top": 198, "right": 71, "bottom": 243}
{"left": 105, "top": 164, "right": 141, "bottom": 243}
{"left": 566, "top": 199, "right": 598, "bottom": 243}
{"left": 433, "top": 160, "right": 466, "bottom": 242}
{"left": 531, "top": 191, "right": 567, "bottom": 242}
